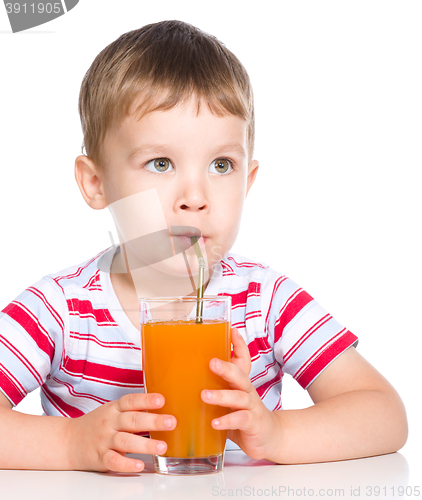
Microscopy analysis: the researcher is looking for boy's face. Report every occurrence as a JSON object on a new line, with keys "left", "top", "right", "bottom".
{"left": 86, "top": 96, "right": 258, "bottom": 278}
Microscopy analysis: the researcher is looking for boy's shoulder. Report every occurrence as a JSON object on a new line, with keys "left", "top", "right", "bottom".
{"left": 218, "top": 252, "right": 306, "bottom": 311}
{"left": 216, "top": 252, "right": 294, "bottom": 299}
{"left": 42, "top": 247, "right": 112, "bottom": 292}
{"left": 220, "top": 253, "right": 269, "bottom": 276}
{"left": 5, "top": 248, "right": 114, "bottom": 316}
{"left": 219, "top": 252, "right": 287, "bottom": 284}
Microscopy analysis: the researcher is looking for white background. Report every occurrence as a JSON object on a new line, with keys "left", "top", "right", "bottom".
{"left": 0, "top": 0, "right": 421, "bottom": 483}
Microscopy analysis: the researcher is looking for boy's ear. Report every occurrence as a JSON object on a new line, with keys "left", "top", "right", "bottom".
{"left": 74, "top": 155, "right": 108, "bottom": 210}
{"left": 246, "top": 160, "right": 259, "bottom": 196}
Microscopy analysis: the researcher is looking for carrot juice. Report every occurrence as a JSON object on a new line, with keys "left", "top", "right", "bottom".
{"left": 141, "top": 319, "right": 231, "bottom": 458}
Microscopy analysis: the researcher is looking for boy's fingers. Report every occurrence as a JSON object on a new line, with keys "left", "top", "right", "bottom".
{"left": 211, "top": 409, "right": 254, "bottom": 432}
{"left": 116, "top": 411, "right": 177, "bottom": 433}
{"left": 201, "top": 389, "right": 253, "bottom": 410}
{"left": 231, "top": 328, "right": 251, "bottom": 375}
{"left": 102, "top": 449, "right": 145, "bottom": 473}
{"left": 111, "top": 432, "right": 167, "bottom": 457}
{"left": 116, "top": 393, "right": 164, "bottom": 412}
{"left": 209, "top": 357, "right": 253, "bottom": 392}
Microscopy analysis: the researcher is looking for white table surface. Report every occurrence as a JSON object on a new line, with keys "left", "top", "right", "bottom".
{"left": 1, "top": 448, "right": 416, "bottom": 500}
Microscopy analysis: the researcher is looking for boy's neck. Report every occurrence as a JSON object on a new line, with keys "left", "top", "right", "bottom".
{"left": 109, "top": 248, "right": 213, "bottom": 330}
{"left": 109, "top": 245, "right": 212, "bottom": 300}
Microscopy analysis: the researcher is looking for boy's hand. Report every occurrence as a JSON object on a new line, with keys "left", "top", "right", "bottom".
{"left": 66, "top": 393, "right": 176, "bottom": 473}
{"left": 201, "top": 328, "right": 279, "bottom": 461}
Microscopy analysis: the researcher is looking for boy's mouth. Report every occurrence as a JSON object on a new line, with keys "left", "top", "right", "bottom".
{"left": 169, "top": 226, "right": 206, "bottom": 251}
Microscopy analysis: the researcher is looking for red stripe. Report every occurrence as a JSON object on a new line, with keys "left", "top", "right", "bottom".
{"left": 228, "top": 290, "right": 247, "bottom": 308}
{"left": 69, "top": 332, "right": 141, "bottom": 350}
{"left": 284, "top": 314, "right": 332, "bottom": 363}
{"left": 232, "top": 321, "right": 246, "bottom": 329}
{"left": 67, "top": 299, "right": 118, "bottom": 326}
{"left": 295, "top": 330, "right": 343, "bottom": 381}
{"left": 63, "top": 357, "right": 143, "bottom": 387}
{"left": 296, "top": 330, "right": 358, "bottom": 388}
{"left": 0, "top": 364, "right": 26, "bottom": 404}
{"left": 245, "top": 311, "right": 262, "bottom": 321}
{"left": 247, "top": 281, "right": 261, "bottom": 295}
{"left": 0, "top": 363, "right": 26, "bottom": 395}
{"left": 295, "top": 329, "right": 345, "bottom": 379}
{"left": 52, "top": 377, "right": 109, "bottom": 405}
{"left": 248, "top": 336, "right": 272, "bottom": 362}
{"left": 255, "top": 367, "right": 283, "bottom": 399}
{"left": 274, "top": 290, "right": 314, "bottom": 343}
{"left": 226, "top": 256, "right": 267, "bottom": 270}
{"left": 221, "top": 261, "right": 235, "bottom": 276}
{"left": 27, "top": 287, "right": 64, "bottom": 332}
{"left": 250, "top": 360, "right": 277, "bottom": 383}
{"left": 232, "top": 303, "right": 245, "bottom": 310}
{"left": 2, "top": 302, "right": 55, "bottom": 362}
{"left": 273, "top": 398, "right": 283, "bottom": 410}
{"left": 54, "top": 249, "right": 107, "bottom": 282}
{"left": 264, "top": 276, "right": 289, "bottom": 333}
{"left": 41, "top": 387, "right": 67, "bottom": 416}
{"left": 0, "top": 335, "right": 44, "bottom": 386}
{"left": 219, "top": 282, "right": 261, "bottom": 311}
{"left": 84, "top": 270, "right": 100, "bottom": 290}
{"left": 42, "top": 385, "right": 84, "bottom": 417}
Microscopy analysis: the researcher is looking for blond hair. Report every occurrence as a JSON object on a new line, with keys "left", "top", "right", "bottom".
{"left": 78, "top": 20, "right": 254, "bottom": 169}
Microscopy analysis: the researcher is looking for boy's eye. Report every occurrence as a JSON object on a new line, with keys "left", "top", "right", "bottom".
{"left": 209, "top": 158, "right": 233, "bottom": 175}
{"left": 145, "top": 158, "right": 173, "bottom": 173}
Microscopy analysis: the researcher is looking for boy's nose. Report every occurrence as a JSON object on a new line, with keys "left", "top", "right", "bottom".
{"left": 174, "top": 180, "right": 209, "bottom": 212}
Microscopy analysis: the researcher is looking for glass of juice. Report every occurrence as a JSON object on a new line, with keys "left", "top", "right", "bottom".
{"left": 140, "top": 296, "right": 231, "bottom": 475}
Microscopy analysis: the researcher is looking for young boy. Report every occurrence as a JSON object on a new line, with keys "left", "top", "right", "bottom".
{"left": 0, "top": 20, "right": 407, "bottom": 473}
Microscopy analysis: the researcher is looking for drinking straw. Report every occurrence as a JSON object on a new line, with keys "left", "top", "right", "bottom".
{"left": 191, "top": 236, "right": 205, "bottom": 323}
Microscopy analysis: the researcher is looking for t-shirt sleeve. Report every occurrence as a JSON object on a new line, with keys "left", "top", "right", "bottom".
{"left": 0, "top": 277, "right": 68, "bottom": 406}
{"left": 262, "top": 269, "right": 358, "bottom": 389}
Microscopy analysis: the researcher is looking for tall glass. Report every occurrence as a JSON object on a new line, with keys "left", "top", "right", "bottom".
{"left": 140, "top": 296, "right": 231, "bottom": 475}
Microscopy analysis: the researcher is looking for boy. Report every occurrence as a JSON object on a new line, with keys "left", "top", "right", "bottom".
{"left": 0, "top": 20, "right": 407, "bottom": 472}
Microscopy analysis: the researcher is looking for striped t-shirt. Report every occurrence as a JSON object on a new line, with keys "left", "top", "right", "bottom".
{"left": 0, "top": 246, "right": 358, "bottom": 417}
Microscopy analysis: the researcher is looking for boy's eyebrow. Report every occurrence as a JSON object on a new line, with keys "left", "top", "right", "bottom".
{"left": 214, "top": 143, "right": 247, "bottom": 158}
{"left": 127, "top": 142, "right": 247, "bottom": 161}
{"left": 127, "top": 144, "right": 171, "bottom": 161}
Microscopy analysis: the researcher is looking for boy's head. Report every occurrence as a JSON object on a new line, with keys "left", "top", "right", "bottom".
{"left": 78, "top": 20, "right": 255, "bottom": 170}
{"left": 75, "top": 20, "right": 259, "bottom": 295}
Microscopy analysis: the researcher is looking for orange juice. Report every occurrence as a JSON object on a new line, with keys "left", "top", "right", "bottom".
{"left": 141, "top": 320, "right": 231, "bottom": 458}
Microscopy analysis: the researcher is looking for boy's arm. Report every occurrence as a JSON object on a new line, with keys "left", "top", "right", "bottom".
{"left": 276, "top": 347, "right": 408, "bottom": 463}
{"left": 0, "top": 391, "right": 176, "bottom": 472}
{"left": 203, "top": 332, "right": 408, "bottom": 464}
{"left": 0, "top": 393, "right": 74, "bottom": 470}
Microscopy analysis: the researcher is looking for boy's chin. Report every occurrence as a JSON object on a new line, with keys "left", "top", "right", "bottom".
{"left": 149, "top": 259, "right": 197, "bottom": 279}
